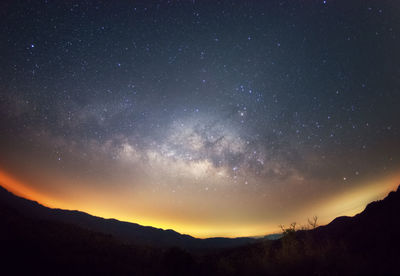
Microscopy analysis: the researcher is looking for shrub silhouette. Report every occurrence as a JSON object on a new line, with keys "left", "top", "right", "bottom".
{"left": 2, "top": 185, "right": 400, "bottom": 275}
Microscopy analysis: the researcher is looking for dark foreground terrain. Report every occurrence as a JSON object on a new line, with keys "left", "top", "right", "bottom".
{"left": 1, "top": 184, "right": 400, "bottom": 275}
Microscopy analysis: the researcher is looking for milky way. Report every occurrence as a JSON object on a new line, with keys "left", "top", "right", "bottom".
{"left": 1, "top": 0, "right": 399, "bottom": 237}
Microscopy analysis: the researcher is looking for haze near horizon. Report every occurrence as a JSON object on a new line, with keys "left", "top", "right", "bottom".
{"left": 1, "top": 0, "right": 399, "bottom": 238}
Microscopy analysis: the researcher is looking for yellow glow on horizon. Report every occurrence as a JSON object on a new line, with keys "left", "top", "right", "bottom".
{"left": 1, "top": 167, "right": 399, "bottom": 239}
{"left": 0, "top": 168, "right": 278, "bottom": 238}
{"left": 297, "top": 173, "right": 400, "bottom": 227}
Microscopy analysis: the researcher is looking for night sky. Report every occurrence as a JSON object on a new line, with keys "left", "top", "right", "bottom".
{"left": 1, "top": 0, "right": 400, "bottom": 238}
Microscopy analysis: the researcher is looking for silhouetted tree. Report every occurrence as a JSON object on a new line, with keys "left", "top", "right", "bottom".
{"left": 307, "top": 216, "right": 318, "bottom": 229}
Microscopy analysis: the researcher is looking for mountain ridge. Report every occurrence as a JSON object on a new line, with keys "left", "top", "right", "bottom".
{"left": 0, "top": 184, "right": 254, "bottom": 249}
{"left": 2, "top": 183, "right": 400, "bottom": 275}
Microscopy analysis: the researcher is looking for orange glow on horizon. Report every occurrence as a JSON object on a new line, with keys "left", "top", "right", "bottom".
{"left": 1, "top": 167, "right": 399, "bottom": 239}
{"left": 0, "top": 168, "right": 280, "bottom": 237}
{"left": 294, "top": 173, "right": 400, "bottom": 228}
{"left": 0, "top": 169, "right": 60, "bottom": 208}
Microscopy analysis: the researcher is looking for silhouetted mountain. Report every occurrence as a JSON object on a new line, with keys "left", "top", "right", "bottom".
{"left": 0, "top": 201, "right": 163, "bottom": 275}
{"left": 263, "top": 233, "right": 283, "bottom": 240}
{"left": 303, "top": 185, "right": 400, "bottom": 273}
{"left": 304, "top": 186, "right": 400, "bottom": 249}
{"left": 203, "top": 185, "right": 400, "bottom": 275}
{"left": 0, "top": 185, "right": 254, "bottom": 249}
{"left": 2, "top": 184, "right": 400, "bottom": 275}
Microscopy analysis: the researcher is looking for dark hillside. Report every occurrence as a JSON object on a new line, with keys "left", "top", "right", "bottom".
{"left": 1, "top": 185, "right": 400, "bottom": 275}
{"left": 0, "top": 185, "right": 253, "bottom": 250}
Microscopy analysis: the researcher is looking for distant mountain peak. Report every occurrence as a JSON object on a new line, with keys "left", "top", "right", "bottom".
{"left": 0, "top": 184, "right": 254, "bottom": 249}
